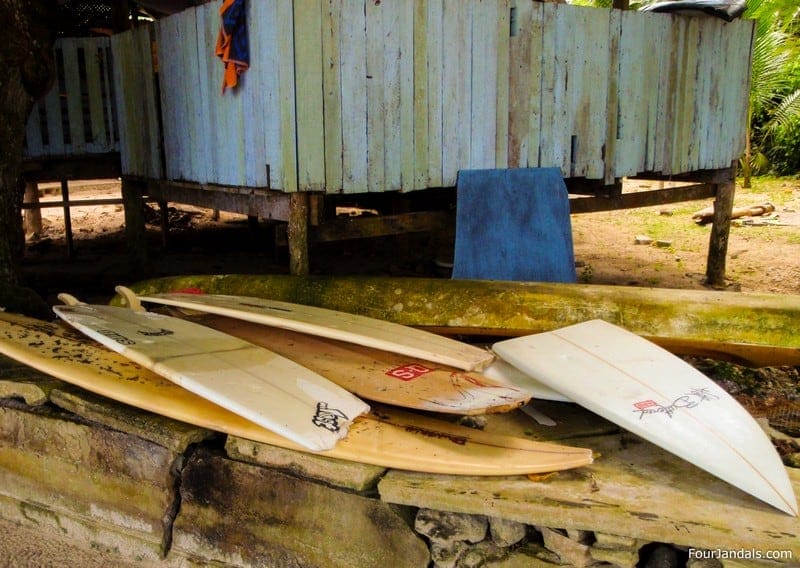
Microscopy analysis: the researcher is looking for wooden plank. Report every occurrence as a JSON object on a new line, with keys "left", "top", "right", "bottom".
{"left": 577, "top": 7, "right": 609, "bottom": 179}
{"left": 240, "top": 0, "right": 269, "bottom": 188}
{"left": 642, "top": 13, "right": 664, "bottom": 172}
{"left": 526, "top": 2, "right": 544, "bottom": 169}
{"left": 322, "top": 0, "right": 344, "bottom": 193}
{"left": 426, "top": 0, "right": 443, "bottom": 187}
{"left": 412, "top": 0, "right": 429, "bottom": 189}
{"left": 366, "top": 0, "right": 385, "bottom": 192}
{"left": 441, "top": 0, "right": 471, "bottom": 185}
{"left": 194, "top": 4, "right": 216, "bottom": 185}
{"left": 382, "top": 0, "right": 402, "bottom": 191}
{"left": 42, "top": 46, "right": 65, "bottom": 156}
{"left": 294, "top": 0, "right": 326, "bottom": 191}
{"left": 508, "top": 0, "right": 533, "bottom": 169}
{"left": 399, "top": 0, "right": 414, "bottom": 191}
{"left": 61, "top": 39, "right": 86, "bottom": 154}
{"left": 156, "top": 16, "right": 181, "bottom": 180}
{"left": 78, "top": 38, "right": 109, "bottom": 152}
{"left": 277, "top": 0, "right": 298, "bottom": 192}
{"left": 494, "top": 0, "right": 510, "bottom": 169}
{"left": 469, "top": 0, "right": 497, "bottom": 169}
{"left": 24, "top": 102, "right": 45, "bottom": 157}
{"left": 259, "top": 0, "right": 285, "bottom": 190}
{"left": 182, "top": 8, "right": 204, "bottom": 183}
{"left": 313, "top": 210, "right": 453, "bottom": 243}
{"left": 110, "top": 33, "right": 131, "bottom": 174}
{"left": 616, "top": 10, "right": 647, "bottom": 177}
{"left": 603, "top": 8, "right": 621, "bottom": 184}
{"left": 654, "top": 14, "right": 675, "bottom": 174}
{"left": 340, "top": 0, "right": 367, "bottom": 193}
{"left": 537, "top": 3, "right": 558, "bottom": 171}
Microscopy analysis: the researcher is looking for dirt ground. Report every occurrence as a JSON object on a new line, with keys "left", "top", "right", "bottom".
{"left": 22, "top": 177, "right": 800, "bottom": 300}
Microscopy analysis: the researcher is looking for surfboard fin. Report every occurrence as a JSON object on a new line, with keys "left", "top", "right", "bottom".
{"left": 57, "top": 293, "right": 85, "bottom": 307}
{"left": 115, "top": 286, "right": 146, "bottom": 313}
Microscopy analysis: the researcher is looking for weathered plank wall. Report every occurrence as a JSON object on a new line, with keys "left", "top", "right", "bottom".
{"left": 110, "top": 27, "right": 162, "bottom": 179}
{"left": 24, "top": 37, "right": 119, "bottom": 159}
{"left": 110, "top": 0, "right": 754, "bottom": 193}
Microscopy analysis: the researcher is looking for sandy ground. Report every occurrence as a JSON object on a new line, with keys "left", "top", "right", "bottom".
{"left": 21, "top": 178, "right": 800, "bottom": 300}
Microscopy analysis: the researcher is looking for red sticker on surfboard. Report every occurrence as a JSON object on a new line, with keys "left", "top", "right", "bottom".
{"left": 634, "top": 399, "right": 658, "bottom": 410}
{"left": 386, "top": 364, "right": 433, "bottom": 381}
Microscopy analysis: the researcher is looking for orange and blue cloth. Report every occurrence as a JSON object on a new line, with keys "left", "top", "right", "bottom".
{"left": 215, "top": 0, "right": 249, "bottom": 92}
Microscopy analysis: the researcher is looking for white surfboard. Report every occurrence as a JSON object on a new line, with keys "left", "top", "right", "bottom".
{"left": 482, "top": 359, "right": 571, "bottom": 403}
{"left": 493, "top": 319, "right": 798, "bottom": 516}
{"left": 53, "top": 292, "right": 370, "bottom": 452}
{"left": 135, "top": 292, "right": 495, "bottom": 372}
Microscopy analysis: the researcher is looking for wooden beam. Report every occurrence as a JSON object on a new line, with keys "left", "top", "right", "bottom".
{"left": 121, "top": 179, "right": 149, "bottom": 276}
{"left": 144, "top": 179, "right": 290, "bottom": 221}
{"left": 569, "top": 183, "right": 714, "bottom": 213}
{"left": 312, "top": 210, "right": 454, "bottom": 244}
{"left": 705, "top": 167, "right": 736, "bottom": 287}
{"left": 288, "top": 192, "right": 310, "bottom": 276}
{"left": 22, "top": 182, "right": 42, "bottom": 236}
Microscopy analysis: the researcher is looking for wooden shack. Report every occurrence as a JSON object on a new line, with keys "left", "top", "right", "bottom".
{"left": 25, "top": 0, "right": 755, "bottom": 282}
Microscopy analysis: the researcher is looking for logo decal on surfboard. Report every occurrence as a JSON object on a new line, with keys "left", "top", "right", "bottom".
{"left": 97, "top": 328, "right": 136, "bottom": 345}
{"left": 312, "top": 402, "right": 349, "bottom": 432}
{"left": 633, "top": 388, "right": 720, "bottom": 419}
{"left": 137, "top": 328, "right": 175, "bottom": 337}
{"left": 386, "top": 364, "right": 433, "bottom": 381}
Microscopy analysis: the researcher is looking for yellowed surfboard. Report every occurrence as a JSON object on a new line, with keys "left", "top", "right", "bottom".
{"left": 0, "top": 312, "right": 593, "bottom": 475}
{"left": 53, "top": 294, "right": 370, "bottom": 452}
{"left": 187, "top": 312, "right": 530, "bottom": 415}
{"left": 136, "top": 291, "right": 495, "bottom": 371}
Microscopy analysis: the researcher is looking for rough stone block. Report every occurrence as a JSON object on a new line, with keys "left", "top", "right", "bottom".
{"left": 0, "top": 369, "right": 62, "bottom": 406}
{"left": 594, "top": 532, "right": 640, "bottom": 549}
{"left": 591, "top": 544, "right": 640, "bottom": 567}
{"left": 489, "top": 516, "right": 527, "bottom": 547}
{"left": 415, "top": 508, "right": 488, "bottom": 545}
{"left": 50, "top": 386, "right": 213, "bottom": 453}
{"left": 172, "top": 449, "right": 429, "bottom": 568}
{"left": 540, "top": 527, "right": 593, "bottom": 567}
{"left": 225, "top": 435, "right": 385, "bottom": 492}
{"left": 0, "top": 402, "right": 181, "bottom": 559}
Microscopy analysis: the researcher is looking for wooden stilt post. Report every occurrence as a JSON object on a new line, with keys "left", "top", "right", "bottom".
{"left": 23, "top": 182, "right": 42, "bottom": 238}
{"left": 158, "top": 200, "right": 169, "bottom": 248}
{"left": 60, "top": 180, "right": 75, "bottom": 258}
{"left": 122, "top": 179, "right": 150, "bottom": 276}
{"left": 705, "top": 165, "right": 736, "bottom": 288}
{"left": 288, "top": 192, "right": 309, "bottom": 275}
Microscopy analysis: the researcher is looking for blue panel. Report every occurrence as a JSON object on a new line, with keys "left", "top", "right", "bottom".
{"left": 452, "top": 168, "right": 576, "bottom": 283}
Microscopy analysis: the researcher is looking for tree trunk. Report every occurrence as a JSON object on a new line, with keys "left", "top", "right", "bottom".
{"left": 0, "top": 0, "right": 58, "bottom": 285}
{"left": 743, "top": 104, "right": 752, "bottom": 189}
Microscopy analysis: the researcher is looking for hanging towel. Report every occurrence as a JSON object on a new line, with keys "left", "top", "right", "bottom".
{"left": 215, "top": 0, "right": 249, "bottom": 92}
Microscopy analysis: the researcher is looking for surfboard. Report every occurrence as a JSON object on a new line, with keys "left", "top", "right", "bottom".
{"left": 135, "top": 291, "right": 495, "bottom": 372}
{"left": 0, "top": 312, "right": 594, "bottom": 475}
{"left": 493, "top": 319, "right": 798, "bottom": 516}
{"left": 482, "top": 358, "right": 571, "bottom": 403}
{"left": 52, "top": 293, "right": 370, "bottom": 452}
{"left": 186, "top": 312, "right": 530, "bottom": 415}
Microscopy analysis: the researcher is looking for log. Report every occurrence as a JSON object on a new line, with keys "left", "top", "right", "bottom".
{"left": 693, "top": 202, "right": 775, "bottom": 225}
{"left": 118, "top": 275, "right": 800, "bottom": 367}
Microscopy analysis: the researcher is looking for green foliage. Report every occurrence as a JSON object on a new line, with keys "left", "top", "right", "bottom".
{"left": 745, "top": 0, "right": 800, "bottom": 175}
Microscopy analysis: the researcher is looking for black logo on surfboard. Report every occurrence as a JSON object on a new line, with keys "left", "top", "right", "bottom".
{"left": 137, "top": 328, "right": 174, "bottom": 337}
{"left": 312, "top": 402, "right": 347, "bottom": 433}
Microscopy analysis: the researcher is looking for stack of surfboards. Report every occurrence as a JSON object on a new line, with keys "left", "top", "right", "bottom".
{"left": 0, "top": 286, "right": 594, "bottom": 475}
{"left": 0, "top": 285, "right": 795, "bottom": 516}
{"left": 121, "top": 288, "right": 799, "bottom": 516}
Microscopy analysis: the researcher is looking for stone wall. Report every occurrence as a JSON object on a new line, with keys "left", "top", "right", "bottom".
{"left": 1, "top": 362, "right": 797, "bottom": 567}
